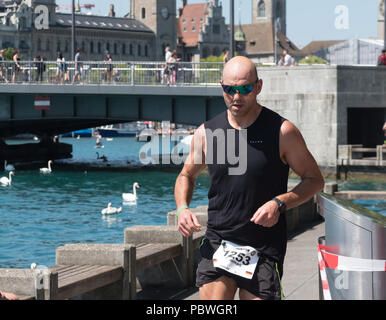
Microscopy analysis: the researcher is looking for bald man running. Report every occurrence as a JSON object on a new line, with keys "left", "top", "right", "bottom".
{"left": 174, "top": 56, "right": 324, "bottom": 300}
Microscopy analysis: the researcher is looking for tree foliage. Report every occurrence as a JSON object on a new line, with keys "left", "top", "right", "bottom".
{"left": 299, "top": 55, "right": 328, "bottom": 65}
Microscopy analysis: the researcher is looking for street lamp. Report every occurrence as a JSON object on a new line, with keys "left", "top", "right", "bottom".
{"left": 274, "top": 17, "right": 281, "bottom": 65}
{"left": 71, "top": 0, "right": 75, "bottom": 60}
{"left": 384, "top": 0, "right": 386, "bottom": 50}
{"left": 229, "top": 0, "right": 234, "bottom": 58}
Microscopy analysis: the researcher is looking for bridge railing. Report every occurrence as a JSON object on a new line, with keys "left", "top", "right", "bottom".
{"left": 0, "top": 60, "right": 224, "bottom": 86}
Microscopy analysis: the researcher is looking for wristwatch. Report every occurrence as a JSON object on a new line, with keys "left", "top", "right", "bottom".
{"left": 272, "top": 197, "right": 286, "bottom": 214}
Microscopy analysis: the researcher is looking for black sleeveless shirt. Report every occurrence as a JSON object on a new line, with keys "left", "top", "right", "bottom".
{"left": 204, "top": 107, "right": 289, "bottom": 262}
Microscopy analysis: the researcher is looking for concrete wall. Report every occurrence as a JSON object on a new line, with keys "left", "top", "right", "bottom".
{"left": 257, "top": 65, "right": 339, "bottom": 170}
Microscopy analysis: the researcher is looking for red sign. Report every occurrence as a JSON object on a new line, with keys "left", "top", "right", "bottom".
{"left": 34, "top": 96, "right": 50, "bottom": 110}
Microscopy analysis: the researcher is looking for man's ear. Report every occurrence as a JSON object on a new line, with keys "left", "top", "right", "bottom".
{"left": 255, "top": 79, "right": 263, "bottom": 95}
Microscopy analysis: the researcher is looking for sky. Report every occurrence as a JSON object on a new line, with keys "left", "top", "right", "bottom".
{"left": 56, "top": 0, "right": 380, "bottom": 48}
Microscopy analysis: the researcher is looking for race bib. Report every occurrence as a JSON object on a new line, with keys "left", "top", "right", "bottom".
{"left": 213, "top": 240, "right": 259, "bottom": 279}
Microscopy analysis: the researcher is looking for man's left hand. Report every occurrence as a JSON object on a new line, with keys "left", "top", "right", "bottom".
{"left": 250, "top": 200, "right": 280, "bottom": 227}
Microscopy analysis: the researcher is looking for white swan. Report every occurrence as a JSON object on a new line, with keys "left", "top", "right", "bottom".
{"left": 122, "top": 182, "right": 140, "bottom": 202}
{"left": 40, "top": 160, "right": 53, "bottom": 174}
{"left": 101, "top": 202, "right": 122, "bottom": 215}
{"left": 0, "top": 171, "right": 14, "bottom": 186}
{"left": 4, "top": 160, "right": 15, "bottom": 171}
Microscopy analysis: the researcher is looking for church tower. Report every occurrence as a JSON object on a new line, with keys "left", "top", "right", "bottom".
{"left": 378, "top": 0, "right": 385, "bottom": 41}
{"left": 251, "top": 0, "right": 286, "bottom": 35}
{"left": 130, "top": 0, "right": 176, "bottom": 60}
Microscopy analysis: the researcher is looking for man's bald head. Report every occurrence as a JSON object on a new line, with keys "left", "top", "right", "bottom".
{"left": 222, "top": 56, "right": 258, "bottom": 84}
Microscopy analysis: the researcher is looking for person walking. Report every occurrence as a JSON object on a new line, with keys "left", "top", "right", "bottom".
{"left": 163, "top": 46, "right": 172, "bottom": 85}
{"left": 11, "top": 50, "right": 21, "bottom": 83}
{"left": 34, "top": 56, "right": 44, "bottom": 82}
{"left": 104, "top": 51, "right": 113, "bottom": 82}
{"left": 72, "top": 48, "right": 83, "bottom": 84}
{"left": 56, "top": 52, "right": 65, "bottom": 84}
{"left": 168, "top": 50, "right": 180, "bottom": 86}
{"left": 174, "top": 56, "right": 324, "bottom": 300}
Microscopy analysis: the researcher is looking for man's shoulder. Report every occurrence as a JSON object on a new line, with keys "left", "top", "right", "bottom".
{"left": 204, "top": 111, "right": 227, "bottom": 129}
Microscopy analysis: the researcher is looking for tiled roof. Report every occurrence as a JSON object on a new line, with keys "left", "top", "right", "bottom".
{"left": 55, "top": 13, "right": 154, "bottom": 33}
{"left": 299, "top": 40, "right": 345, "bottom": 56}
{"left": 177, "top": 3, "right": 208, "bottom": 47}
{"left": 242, "top": 23, "right": 300, "bottom": 56}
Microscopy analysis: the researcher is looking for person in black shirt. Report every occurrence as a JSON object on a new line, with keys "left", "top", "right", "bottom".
{"left": 174, "top": 56, "right": 324, "bottom": 300}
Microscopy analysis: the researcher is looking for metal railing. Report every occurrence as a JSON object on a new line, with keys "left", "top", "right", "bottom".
{"left": 0, "top": 60, "right": 224, "bottom": 86}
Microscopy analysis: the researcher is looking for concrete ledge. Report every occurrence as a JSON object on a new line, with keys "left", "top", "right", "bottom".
{"left": 124, "top": 225, "right": 182, "bottom": 244}
{"left": 56, "top": 243, "right": 134, "bottom": 266}
{"left": 55, "top": 243, "right": 136, "bottom": 300}
{"left": 0, "top": 268, "right": 54, "bottom": 300}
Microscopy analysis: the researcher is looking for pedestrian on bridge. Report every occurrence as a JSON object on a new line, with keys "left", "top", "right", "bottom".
{"left": 72, "top": 48, "right": 83, "bottom": 84}
{"left": 174, "top": 56, "right": 324, "bottom": 300}
{"left": 11, "top": 50, "right": 21, "bottom": 84}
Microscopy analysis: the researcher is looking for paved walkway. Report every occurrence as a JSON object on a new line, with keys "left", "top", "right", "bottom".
{"left": 178, "top": 220, "right": 325, "bottom": 300}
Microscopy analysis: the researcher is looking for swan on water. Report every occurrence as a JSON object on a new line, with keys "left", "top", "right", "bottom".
{"left": 0, "top": 171, "right": 14, "bottom": 186}
{"left": 122, "top": 182, "right": 140, "bottom": 202}
{"left": 40, "top": 160, "right": 53, "bottom": 174}
{"left": 4, "top": 160, "right": 15, "bottom": 171}
{"left": 101, "top": 202, "right": 122, "bottom": 215}
{"left": 96, "top": 152, "right": 108, "bottom": 162}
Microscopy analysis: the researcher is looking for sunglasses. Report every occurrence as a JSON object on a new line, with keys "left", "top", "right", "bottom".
{"left": 220, "top": 79, "right": 258, "bottom": 95}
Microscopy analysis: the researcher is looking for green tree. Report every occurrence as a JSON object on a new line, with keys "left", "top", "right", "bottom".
{"left": 3, "top": 47, "right": 16, "bottom": 61}
{"left": 299, "top": 55, "right": 328, "bottom": 65}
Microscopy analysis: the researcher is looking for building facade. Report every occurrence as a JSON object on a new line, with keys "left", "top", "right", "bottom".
{"left": 243, "top": 0, "right": 300, "bottom": 64}
{"left": 126, "top": 0, "right": 177, "bottom": 60}
{"left": 177, "top": 0, "right": 229, "bottom": 62}
{"left": 0, "top": 0, "right": 156, "bottom": 61}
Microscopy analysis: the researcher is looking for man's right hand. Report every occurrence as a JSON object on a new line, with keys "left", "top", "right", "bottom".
{"left": 177, "top": 208, "right": 201, "bottom": 237}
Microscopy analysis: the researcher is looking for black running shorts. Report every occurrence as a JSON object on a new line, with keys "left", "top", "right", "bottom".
{"left": 196, "top": 238, "right": 284, "bottom": 300}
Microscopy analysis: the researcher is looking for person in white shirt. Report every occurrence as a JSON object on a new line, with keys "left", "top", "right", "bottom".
{"left": 283, "top": 50, "right": 294, "bottom": 66}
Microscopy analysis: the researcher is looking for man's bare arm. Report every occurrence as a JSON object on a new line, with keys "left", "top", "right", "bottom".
{"left": 174, "top": 125, "right": 207, "bottom": 236}
{"left": 251, "top": 120, "right": 324, "bottom": 227}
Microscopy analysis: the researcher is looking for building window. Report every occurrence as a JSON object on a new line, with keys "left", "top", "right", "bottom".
{"left": 56, "top": 41, "right": 61, "bottom": 52}
{"left": 90, "top": 41, "right": 94, "bottom": 53}
{"left": 183, "top": 18, "right": 186, "bottom": 23}
{"left": 191, "top": 18, "right": 195, "bottom": 23}
{"left": 106, "top": 43, "right": 110, "bottom": 52}
{"left": 192, "top": 26, "right": 196, "bottom": 32}
{"left": 200, "top": 17, "right": 204, "bottom": 22}
{"left": 141, "top": 8, "right": 146, "bottom": 19}
{"left": 122, "top": 43, "right": 126, "bottom": 55}
{"left": 213, "top": 24, "right": 220, "bottom": 34}
{"left": 37, "top": 38, "right": 41, "bottom": 51}
{"left": 98, "top": 42, "right": 101, "bottom": 54}
{"left": 129, "top": 43, "right": 133, "bottom": 55}
{"left": 64, "top": 40, "right": 68, "bottom": 52}
{"left": 46, "top": 39, "right": 50, "bottom": 51}
{"left": 183, "top": 27, "right": 187, "bottom": 32}
{"left": 82, "top": 41, "right": 86, "bottom": 53}
{"left": 138, "top": 44, "right": 141, "bottom": 56}
{"left": 145, "top": 45, "right": 148, "bottom": 57}
{"left": 114, "top": 43, "right": 117, "bottom": 55}
{"left": 258, "top": 0, "right": 265, "bottom": 17}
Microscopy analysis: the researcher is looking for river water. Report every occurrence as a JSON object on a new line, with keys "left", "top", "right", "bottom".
{"left": 1, "top": 137, "right": 385, "bottom": 268}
